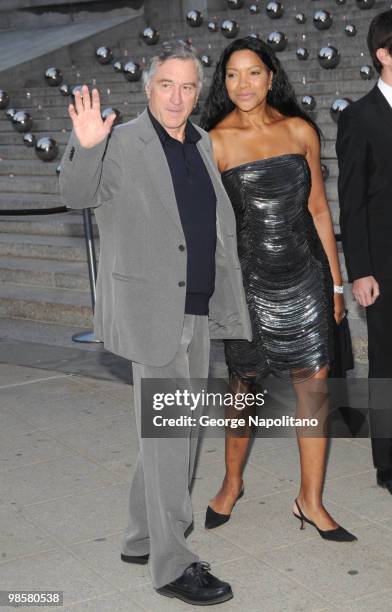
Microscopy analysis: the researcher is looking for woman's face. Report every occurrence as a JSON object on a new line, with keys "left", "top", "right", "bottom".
{"left": 225, "top": 49, "right": 273, "bottom": 112}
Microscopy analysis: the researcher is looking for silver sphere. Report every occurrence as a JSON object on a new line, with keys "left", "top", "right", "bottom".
{"left": 95, "top": 47, "right": 113, "bottom": 64}
{"left": 318, "top": 46, "right": 340, "bottom": 69}
{"left": 101, "top": 107, "right": 123, "bottom": 126}
{"left": 249, "top": 4, "right": 260, "bottom": 14}
{"left": 123, "top": 61, "right": 142, "bottom": 82}
{"left": 23, "top": 133, "right": 36, "bottom": 147}
{"left": 0, "top": 90, "right": 10, "bottom": 109}
{"left": 249, "top": 32, "right": 261, "bottom": 39}
{"left": 313, "top": 10, "right": 333, "bottom": 31}
{"left": 140, "top": 27, "right": 160, "bottom": 45}
{"left": 6, "top": 107, "right": 17, "bottom": 120}
{"left": 301, "top": 95, "right": 316, "bottom": 111}
{"left": 321, "top": 164, "right": 329, "bottom": 180}
{"left": 12, "top": 110, "right": 33, "bottom": 133}
{"left": 345, "top": 24, "right": 357, "bottom": 37}
{"left": 360, "top": 64, "right": 374, "bottom": 80}
{"left": 208, "top": 21, "right": 218, "bottom": 33}
{"left": 296, "top": 47, "right": 309, "bottom": 60}
{"left": 113, "top": 61, "right": 123, "bottom": 73}
{"left": 56, "top": 164, "right": 62, "bottom": 175}
{"left": 295, "top": 12, "right": 307, "bottom": 25}
{"left": 45, "top": 67, "right": 63, "bottom": 86}
{"left": 335, "top": 0, "right": 346, "bottom": 5}
{"left": 35, "top": 137, "right": 58, "bottom": 162}
{"left": 186, "top": 10, "right": 203, "bottom": 27}
{"left": 330, "top": 98, "right": 352, "bottom": 123}
{"left": 356, "top": 0, "right": 375, "bottom": 9}
{"left": 227, "top": 0, "right": 244, "bottom": 9}
{"left": 221, "top": 20, "right": 239, "bottom": 38}
{"left": 59, "top": 83, "right": 71, "bottom": 96}
{"left": 266, "top": 2, "right": 284, "bottom": 19}
{"left": 200, "top": 55, "right": 213, "bottom": 67}
{"left": 267, "top": 31, "right": 287, "bottom": 52}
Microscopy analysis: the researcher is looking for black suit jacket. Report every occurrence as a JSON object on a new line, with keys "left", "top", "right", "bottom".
{"left": 336, "top": 85, "right": 392, "bottom": 282}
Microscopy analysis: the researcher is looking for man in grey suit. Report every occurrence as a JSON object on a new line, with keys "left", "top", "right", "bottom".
{"left": 59, "top": 41, "right": 251, "bottom": 606}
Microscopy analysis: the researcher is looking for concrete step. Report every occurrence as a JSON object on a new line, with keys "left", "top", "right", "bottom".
{"left": 0, "top": 283, "right": 92, "bottom": 326}
{"left": 0, "top": 159, "right": 60, "bottom": 176}
{"left": 0, "top": 192, "right": 64, "bottom": 210}
{"left": 0, "top": 256, "right": 90, "bottom": 290}
{"left": 0, "top": 212, "right": 98, "bottom": 238}
{"left": 0, "top": 176, "right": 60, "bottom": 194}
{"left": 0, "top": 232, "right": 98, "bottom": 262}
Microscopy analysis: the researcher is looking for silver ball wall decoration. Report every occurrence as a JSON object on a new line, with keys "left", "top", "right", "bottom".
{"left": 336, "top": 0, "right": 346, "bottom": 5}
{"left": 296, "top": 47, "right": 309, "bottom": 60}
{"left": 35, "top": 137, "right": 58, "bottom": 161}
{"left": 6, "top": 108, "right": 17, "bottom": 120}
{"left": 59, "top": 84, "right": 71, "bottom": 96}
{"left": 45, "top": 67, "right": 63, "bottom": 86}
{"left": 318, "top": 46, "right": 340, "bottom": 69}
{"left": 23, "top": 133, "right": 36, "bottom": 147}
{"left": 186, "top": 10, "right": 203, "bottom": 27}
{"left": 95, "top": 47, "right": 113, "bottom": 64}
{"left": 301, "top": 95, "right": 316, "bottom": 111}
{"left": 345, "top": 24, "right": 357, "bottom": 37}
{"left": 56, "top": 165, "right": 61, "bottom": 175}
{"left": 266, "top": 2, "right": 284, "bottom": 19}
{"left": 227, "top": 0, "right": 244, "bottom": 9}
{"left": 356, "top": 0, "right": 375, "bottom": 9}
{"left": 313, "top": 10, "right": 333, "bottom": 31}
{"left": 267, "top": 31, "right": 287, "bottom": 52}
{"left": 295, "top": 13, "right": 307, "bottom": 25}
{"left": 140, "top": 27, "right": 160, "bottom": 45}
{"left": 330, "top": 98, "right": 352, "bottom": 122}
{"left": 101, "top": 107, "right": 123, "bottom": 126}
{"left": 360, "top": 64, "right": 374, "bottom": 80}
{"left": 0, "top": 90, "right": 9, "bottom": 109}
{"left": 123, "top": 61, "right": 142, "bottom": 82}
{"left": 249, "top": 4, "right": 260, "bottom": 14}
{"left": 113, "top": 61, "right": 123, "bottom": 73}
{"left": 208, "top": 21, "right": 218, "bottom": 33}
{"left": 200, "top": 55, "right": 213, "bottom": 67}
{"left": 221, "top": 20, "right": 239, "bottom": 38}
{"left": 321, "top": 164, "right": 329, "bottom": 180}
{"left": 12, "top": 110, "right": 33, "bottom": 133}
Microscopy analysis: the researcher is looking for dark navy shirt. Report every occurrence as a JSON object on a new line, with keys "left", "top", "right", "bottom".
{"left": 148, "top": 108, "right": 217, "bottom": 315}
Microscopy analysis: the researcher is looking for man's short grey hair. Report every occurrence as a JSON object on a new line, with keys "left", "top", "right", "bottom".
{"left": 143, "top": 40, "right": 204, "bottom": 92}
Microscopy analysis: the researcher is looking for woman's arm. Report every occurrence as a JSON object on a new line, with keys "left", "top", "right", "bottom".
{"left": 296, "top": 119, "right": 345, "bottom": 323}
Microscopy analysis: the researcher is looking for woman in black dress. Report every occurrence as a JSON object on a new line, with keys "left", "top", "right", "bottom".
{"left": 200, "top": 37, "right": 356, "bottom": 541}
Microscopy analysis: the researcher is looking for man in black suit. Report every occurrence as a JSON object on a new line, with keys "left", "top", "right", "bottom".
{"left": 336, "top": 9, "right": 392, "bottom": 494}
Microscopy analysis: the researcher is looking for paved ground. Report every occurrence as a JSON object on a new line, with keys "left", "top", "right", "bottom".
{"left": 1, "top": 349, "right": 392, "bottom": 611}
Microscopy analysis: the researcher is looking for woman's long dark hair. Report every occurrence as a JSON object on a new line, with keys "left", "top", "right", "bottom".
{"left": 200, "top": 37, "right": 321, "bottom": 140}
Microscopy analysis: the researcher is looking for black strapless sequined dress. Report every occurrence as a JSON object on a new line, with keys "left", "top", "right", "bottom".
{"left": 222, "top": 153, "right": 334, "bottom": 383}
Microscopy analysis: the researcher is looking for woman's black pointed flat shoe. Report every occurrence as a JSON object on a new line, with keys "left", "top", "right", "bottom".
{"left": 205, "top": 486, "right": 244, "bottom": 530}
{"left": 293, "top": 499, "right": 357, "bottom": 542}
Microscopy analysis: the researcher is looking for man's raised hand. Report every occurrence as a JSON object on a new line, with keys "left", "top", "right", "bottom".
{"left": 68, "top": 85, "right": 116, "bottom": 149}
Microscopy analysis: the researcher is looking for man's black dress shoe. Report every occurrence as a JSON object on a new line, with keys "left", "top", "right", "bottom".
{"left": 120, "top": 553, "right": 149, "bottom": 565}
{"left": 377, "top": 469, "right": 392, "bottom": 494}
{"left": 156, "top": 561, "right": 233, "bottom": 606}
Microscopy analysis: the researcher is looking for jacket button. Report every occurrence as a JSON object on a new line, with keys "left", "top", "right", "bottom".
{"left": 178, "top": 281, "right": 185, "bottom": 287}
{"left": 178, "top": 244, "right": 185, "bottom": 251}
{"left": 69, "top": 146, "right": 75, "bottom": 161}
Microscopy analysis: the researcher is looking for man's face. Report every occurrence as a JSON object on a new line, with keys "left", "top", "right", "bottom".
{"left": 146, "top": 58, "right": 200, "bottom": 131}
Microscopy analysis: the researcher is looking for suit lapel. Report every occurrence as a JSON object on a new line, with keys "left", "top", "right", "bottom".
{"left": 136, "top": 110, "right": 184, "bottom": 234}
{"left": 370, "top": 85, "right": 392, "bottom": 130}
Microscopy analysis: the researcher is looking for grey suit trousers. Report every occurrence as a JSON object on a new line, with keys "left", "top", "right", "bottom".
{"left": 121, "top": 314, "right": 210, "bottom": 589}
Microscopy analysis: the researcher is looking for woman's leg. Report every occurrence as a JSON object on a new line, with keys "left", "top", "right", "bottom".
{"left": 207, "top": 374, "right": 255, "bottom": 515}
{"left": 293, "top": 366, "right": 339, "bottom": 530}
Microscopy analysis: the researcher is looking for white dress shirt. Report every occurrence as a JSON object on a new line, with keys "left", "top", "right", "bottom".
{"left": 377, "top": 77, "right": 392, "bottom": 108}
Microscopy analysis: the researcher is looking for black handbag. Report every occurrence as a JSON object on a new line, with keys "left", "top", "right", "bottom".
{"left": 329, "top": 312, "right": 354, "bottom": 379}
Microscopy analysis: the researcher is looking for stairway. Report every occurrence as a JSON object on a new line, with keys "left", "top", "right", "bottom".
{"left": 0, "top": 0, "right": 388, "bottom": 372}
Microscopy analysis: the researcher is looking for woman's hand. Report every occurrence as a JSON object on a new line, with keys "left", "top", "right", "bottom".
{"left": 333, "top": 292, "right": 346, "bottom": 324}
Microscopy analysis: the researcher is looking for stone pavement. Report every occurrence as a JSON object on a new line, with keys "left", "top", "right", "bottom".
{"left": 1, "top": 344, "right": 392, "bottom": 612}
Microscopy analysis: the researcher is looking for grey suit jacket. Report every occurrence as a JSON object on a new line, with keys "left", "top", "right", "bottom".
{"left": 59, "top": 109, "right": 252, "bottom": 366}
